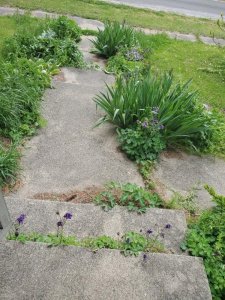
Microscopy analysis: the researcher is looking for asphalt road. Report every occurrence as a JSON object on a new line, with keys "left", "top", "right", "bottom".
{"left": 106, "top": 0, "right": 225, "bottom": 19}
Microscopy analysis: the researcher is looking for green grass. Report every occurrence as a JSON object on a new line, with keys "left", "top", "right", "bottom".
{"left": 0, "top": 0, "right": 225, "bottom": 38}
{"left": 140, "top": 34, "right": 225, "bottom": 110}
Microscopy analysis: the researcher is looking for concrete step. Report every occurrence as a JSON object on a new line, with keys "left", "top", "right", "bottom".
{"left": 6, "top": 197, "right": 187, "bottom": 253}
{"left": 0, "top": 240, "right": 211, "bottom": 300}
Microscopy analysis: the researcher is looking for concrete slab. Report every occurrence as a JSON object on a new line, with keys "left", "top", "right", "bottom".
{"left": 11, "top": 69, "right": 143, "bottom": 198}
{"left": 152, "top": 151, "right": 225, "bottom": 209}
{"left": 6, "top": 197, "right": 187, "bottom": 253}
{"left": 0, "top": 240, "right": 212, "bottom": 300}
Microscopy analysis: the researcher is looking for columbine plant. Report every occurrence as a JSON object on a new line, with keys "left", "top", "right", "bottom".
{"left": 56, "top": 211, "right": 73, "bottom": 242}
{"left": 11, "top": 214, "right": 26, "bottom": 238}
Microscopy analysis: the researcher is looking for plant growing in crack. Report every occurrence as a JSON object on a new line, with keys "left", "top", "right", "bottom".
{"left": 56, "top": 211, "right": 73, "bottom": 243}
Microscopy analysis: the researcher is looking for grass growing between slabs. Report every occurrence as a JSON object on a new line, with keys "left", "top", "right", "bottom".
{"left": 0, "top": 0, "right": 225, "bottom": 38}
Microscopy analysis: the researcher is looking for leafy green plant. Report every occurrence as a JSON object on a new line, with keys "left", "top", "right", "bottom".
{"left": 118, "top": 118, "right": 165, "bottom": 162}
{"left": 91, "top": 21, "right": 137, "bottom": 58}
{"left": 0, "top": 143, "right": 20, "bottom": 187}
{"left": 94, "top": 70, "right": 215, "bottom": 151}
{"left": 94, "top": 182, "right": 163, "bottom": 213}
{"left": 183, "top": 186, "right": 225, "bottom": 299}
{"left": 3, "top": 15, "right": 85, "bottom": 67}
{"left": 47, "top": 16, "right": 82, "bottom": 41}
{"left": 166, "top": 189, "right": 199, "bottom": 216}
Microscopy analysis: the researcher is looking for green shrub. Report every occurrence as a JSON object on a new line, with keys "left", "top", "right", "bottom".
{"left": 3, "top": 16, "right": 85, "bottom": 67}
{"left": 118, "top": 119, "right": 165, "bottom": 162}
{"left": 91, "top": 21, "right": 137, "bottom": 58}
{"left": 0, "top": 143, "right": 20, "bottom": 187}
{"left": 47, "top": 16, "right": 82, "bottom": 41}
{"left": 94, "top": 182, "right": 163, "bottom": 213}
{"left": 94, "top": 70, "right": 214, "bottom": 151}
{"left": 184, "top": 186, "right": 225, "bottom": 299}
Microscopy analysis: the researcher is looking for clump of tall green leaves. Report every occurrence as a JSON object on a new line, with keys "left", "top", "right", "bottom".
{"left": 183, "top": 186, "right": 225, "bottom": 299}
{"left": 0, "top": 58, "right": 56, "bottom": 140}
{"left": 94, "top": 182, "right": 163, "bottom": 213}
{"left": 91, "top": 21, "right": 138, "bottom": 58}
{"left": 94, "top": 70, "right": 215, "bottom": 151}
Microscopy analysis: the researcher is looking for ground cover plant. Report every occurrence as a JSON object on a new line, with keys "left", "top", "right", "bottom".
{"left": 0, "top": 14, "right": 85, "bottom": 187}
{"left": 182, "top": 186, "right": 225, "bottom": 299}
{"left": 1, "top": 0, "right": 225, "bottom": 39}
{"left": 8, "top": 212, "right": 168, "bottom": 256}
{"left": 94, "top": 182, "right": 163, "bottom": 213}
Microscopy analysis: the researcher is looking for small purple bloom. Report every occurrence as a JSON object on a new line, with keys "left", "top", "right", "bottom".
{"left": 57, "top": 221, "right": 63, "bottom": 227}
{"left": 165, "top": 224, "right": 172, "bottom": 229}
{"left": 64, "top": 212, "right": 72, "bottom": 220}
{"left": 159, "top": 124, "right": 164, "bottom": 130}
{"left": 16, "top": 214, "right": 26, "bottom": 225}
{"left": 141, "top": 121, "right": 148, "bottom": 128}
{"left": 147, "top": 229, "right": 153, "bottom": 234}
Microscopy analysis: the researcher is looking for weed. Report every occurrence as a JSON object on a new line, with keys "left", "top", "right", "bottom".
{"left": 94, "top": 182, "right": 163, "bottom": 213}
{"left": 183, "top": 186, "right": 225, "bottom": 299}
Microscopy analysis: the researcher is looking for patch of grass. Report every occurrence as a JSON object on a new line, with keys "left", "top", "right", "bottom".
{"left": 8, "top": 231, "right": 166, "bottom": 256}
{"left": 0, "top": 0, "right": 225, "bottom": 38}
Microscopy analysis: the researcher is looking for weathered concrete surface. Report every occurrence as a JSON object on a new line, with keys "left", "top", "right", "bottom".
{"left": 152, "top": 151, "right": 225, "bottom": 209}
{"left": 6, "top": 197, "right": 187, "bottom": 253}
{"left": 79, "top": 36, "right": 107, "bottom": 69}
{"left": 0, "top": 6, "right": 225, "bottom": 46}
{"left": 11, "top": 69, "right": 143, "bottom": 198}
{"left": 0, "top": 240, "right": 212, "bottom": 300}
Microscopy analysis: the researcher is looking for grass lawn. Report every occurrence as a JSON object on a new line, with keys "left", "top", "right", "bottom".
{"left": 138, "top": 34, "right": 225, "bottom": 110}
{"left": 0, "top": 0, "right": 225, "bottom": 38}
{"left": 0, "top": 16, "right": 16, "bottom": 56}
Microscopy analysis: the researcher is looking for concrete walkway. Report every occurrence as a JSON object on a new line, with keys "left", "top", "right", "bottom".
{"left": 106, "top": 0, "right": 225, "bottom": 19}
{"left": 11, "top": 68, "right": 143, "bottom": 198}
{"left": 152, "top": 151, "right": 225, "bottom": 209}
{"left": 0, "top": 6, "right": 225, "bottom": 46}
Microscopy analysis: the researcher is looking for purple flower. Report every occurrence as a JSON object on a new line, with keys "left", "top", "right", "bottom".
{"left": 141, "top": 121, "right": 148, "bottom": 128}
{"left": 159, "top": 124, "right": 164, "bottom": 130}
{"left": 165, "top": 224, "right": 172, "bottom": 229}
{"left": 57, "top": 221, "right": 63, "bottom": 227}
{"left": 63, "top": 212, "right": 72, "bottom": 220}
{"left": 16, "top": 214, "right": 26, "bottom": 225}
{"left": 147, "top": 229, "right": 153, "bottom": 234}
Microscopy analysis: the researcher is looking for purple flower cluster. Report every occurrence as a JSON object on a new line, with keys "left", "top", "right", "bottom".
{"left": 125, "top": 48, "right": 144, "bottom": 61}
{"left": 17, "top": 214, "right": 26, "bottom": 225}
{"left": 57, "top": 212, "right": 73, "bottom": 228}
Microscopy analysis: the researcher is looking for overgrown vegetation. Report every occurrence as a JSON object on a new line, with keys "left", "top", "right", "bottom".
{"left": 0, "top": 14, "right": 85, "bottom": 187}
{"left": 94, "top": 182, "right": 163, "bottom": 213}
{"left": 182, "top": 187, "right": 225, "bottom": 299}
{"left": 93, "top": 23, "right": 225, "bottom": 162}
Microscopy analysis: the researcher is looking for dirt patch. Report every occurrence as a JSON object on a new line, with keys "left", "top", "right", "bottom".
{"left": 33, "top": 186, "right": 104, "bottom": 203}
